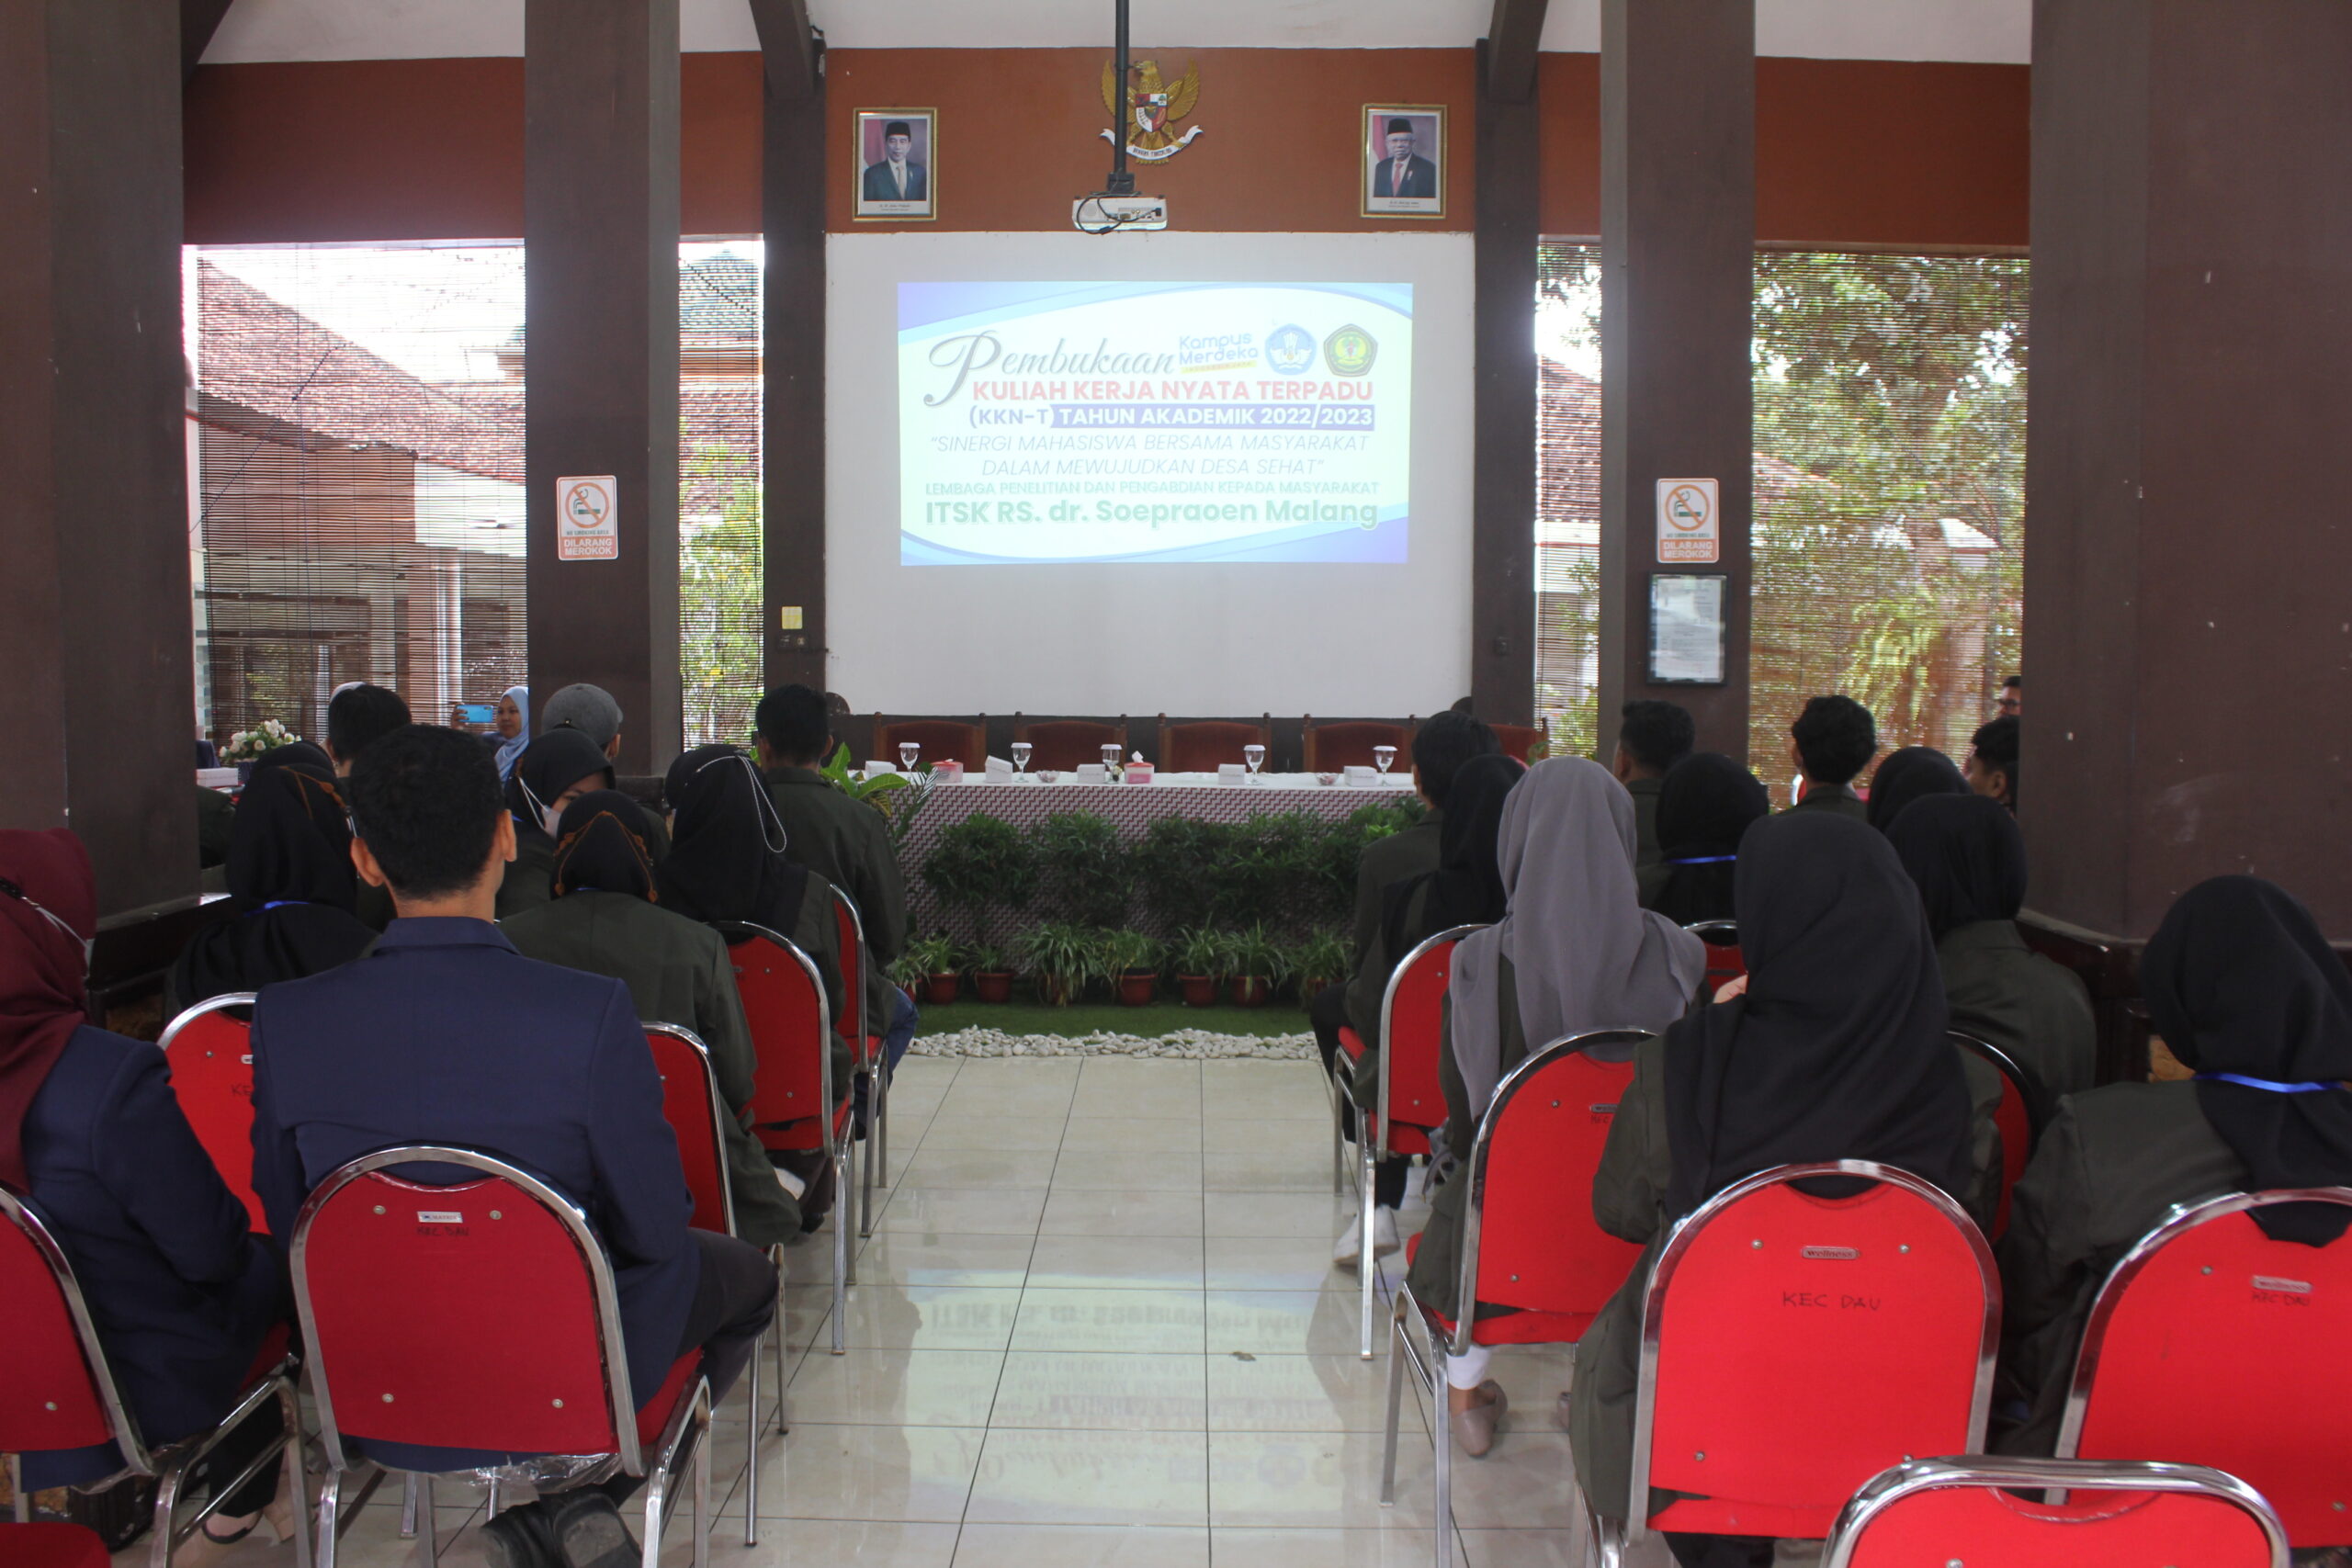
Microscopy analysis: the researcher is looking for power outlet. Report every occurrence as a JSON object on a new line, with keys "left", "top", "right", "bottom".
{"left": 1072, "top": 194, "right": 1170, "bottom": 231}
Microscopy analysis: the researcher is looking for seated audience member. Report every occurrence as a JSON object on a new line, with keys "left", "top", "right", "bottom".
{"left": 249, "top": 725, "right": 775, "bottom": 1568}
{"left": 540, "top": 682, "right": 672, "bottom": 860}
{"left": 1407, "top": 759, "right": 1709, "bottom": 1458}
{"left": 322, "top": 682, "right": 410, "bottom": 775}
{"left": 1864, "top": 744, "right": 1969, "bottom": 835}
{"left": 1888, "top": 793, "right": 2097, "bottom": 1098}
{"left": 491, "top": 683, "right": 529, "bottom": 782}
{"left": 1785, "top": 694, "right": 1878, "bottom": 819}
{"left": 498, "top": 728, "right": 656, "bottom": 919}
{"left": 167, "top": 746, "right": 376, "bottom": 1015}
{"left": 501, "top": 790, "right": 799, "bottom": 1246}
{"left": 754, "top": 686, "right": 915, "bottom": 1090}
{"left": 1611, "top": 699, "right": 1697, "bottom": 901}
{"left": 1995, "top": 875, "right": 2352, "bottom": 1455}
{"left": 196, "top": 734, "right": 220, "bottom": 770}
{"left": 1329, "top": 750, "right": 1520, "bottom": 1269}
{"left": 1997, "top": 673, "right": 2021, "bottom": 718}
{"left": 6, "top": 830, "right": 289, "bottom": 1566}
{"left": 1568, "top": 812, "right": 1977, "bottom": 1568}
{"left": 1643, "top": 751, "right": 1769, "bottom": 927}
{"left": 1306, "top": 712, "right": 1497, "bottom": 1245}
{"left": 1967, "top": 713, "right": 2019, "bottom": 811}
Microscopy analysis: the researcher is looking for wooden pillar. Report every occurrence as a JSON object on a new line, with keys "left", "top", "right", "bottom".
{"left": 753, "top": 2, "right": 827, "bottom": 692}
{"left": 2025, "top": 0, "right": 2352, "bottom": 937}
{"left": 524, "top": 0, "right": 682, "bottom": 772}
{"left": 1470, "top": 35, "right": 1542, "bottom": 728}
{"left": 0, "top": 1, "right": 198, "bottom": 918}
{"left": 1595, "top": 0, "right": 1755, "bottom": 759}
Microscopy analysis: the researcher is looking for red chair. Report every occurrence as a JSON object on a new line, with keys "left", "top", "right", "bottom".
{"left": 1380, "top": 1030, "right": 1655, "bottom": 1561}
{"left": 290, "top": 1145, "right": 713, "bottom": 1568}
{"left": 872, "top": 716, "right": 987, "bottom": 771}
{"left": 1339, "top": 924, "right": 1487, "bottom": 1359}
{"left": 1012, "top": 716, "right": 1128, "bottom": 773}
{"left": 829, "top": 885, "right": 891, "bottom": 1235}
{"left": 2055, "top": 1188, "right": 2352, "bottom": 1548}
{"left": 718, "top": 922, "right": 854, "bottom": 1353}
{"left": 0, "top": 1186, "right": 309, "bottom": 1568}
{"left": 0, "top": 1523, "right": 114, "bottom": 1568}
{"left": 1590, "top": 1160, "right": 1998, "bottom": 1557}
{"left": 1155, "top": 715, "right": 1272, "bottom": 773}
{"left": 1949, "top": 1031, "right": 2048, "bottom": 1240}
{"left": 644, "top": 1024, "right": 776, "bottom": 1546}
{"left": 157, "top": 993, "right": 266, "bottom": 1233}
{"left": 1826, "top": 1456, "right": 2288, "bottom": 1567}
{"left": 1303, "top": 717, "right": 1415, "bottom": 773}
{"left": 1682, "top": 920, "right": 1744, "bottom": 995}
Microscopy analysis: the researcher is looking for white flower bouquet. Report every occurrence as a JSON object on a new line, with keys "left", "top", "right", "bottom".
{"left": 222, "top": 718, "right": 301, "bottom": 762}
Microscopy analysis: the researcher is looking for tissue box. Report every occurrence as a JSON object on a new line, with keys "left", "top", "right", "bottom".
{"left": 932, "top": 760, "right": 966, "bottom": 783}
{"left": 1216, "top": 763, "right": 1246, "bottom": 786}
{"left": 1074, "top": 763, "right": 1107, "bottom": 784}
{"left": 1344, "top": 765, "right": 1377, "bottom": 788}
{"left": 863, "top": 760, "right": 897, "bottom": 777}
{"left": 1124, "top": 761, "right": 1155, "bottom": 785}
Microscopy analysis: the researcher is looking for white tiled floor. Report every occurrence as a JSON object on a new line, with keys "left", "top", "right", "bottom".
{"left": 168, "top": 1055, "right": 1656, "bottom": 1568}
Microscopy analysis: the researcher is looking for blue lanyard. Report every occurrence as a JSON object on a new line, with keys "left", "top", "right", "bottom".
{"left": 1666, "top": 854, "right": 1736, "bottom": 866}
{"left": 2196, "top": 1073, "right": 2344, "bottom": 1094}
{"left": 248, "top": 899, "right": 308, "bottom": 915}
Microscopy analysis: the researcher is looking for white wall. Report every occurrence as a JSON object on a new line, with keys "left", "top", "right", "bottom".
{"left": 826, "top": 230, "right": 1476, "bottom": 718}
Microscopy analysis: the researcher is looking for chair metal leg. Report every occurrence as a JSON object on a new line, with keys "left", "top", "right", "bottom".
{"left": 313, "top": 1470, "right": 343, "bottom": 1568}
{"left": 1379, "top": 1292, "right": 1412, "bottom": 1504}
{"left": 416, "top": 1474, "right": 437, "bottom": 1568}
{"left": 693, "top": 1395, "right": 712, "bottom": 1568}
{"left": 875, "top": 1044, "right": 891, "bottom": 1187}
{"left": 10, "top": 1452, "right": 27, "bottom": 1523}
{"left": 831, "top": 1145, "right": 853, "bottom": 1351}
{"left": 1358, "top": 1111, "right": 1379, "bottom": 1359}
{"left": 279, "top": 1377, "right": 317, "bottom": 1568}
{"left": 857, "top": 1066, "right": 878, "bottom": 1238}
{"left": 743, "top": 1328, "right": 762, "bottom": 1546}
{"left": 399, "top": 1472, "right": 418, "bottom": 1537}
{"left": 1432, "top": 1352, "right": 1453, "bottom": 1568}
{"left": 484, "top": 1479, "right": 501, "bottom": 1518}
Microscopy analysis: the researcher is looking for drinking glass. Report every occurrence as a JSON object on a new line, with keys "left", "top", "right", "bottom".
{"left": 1243, "top": 742, "right": 1266, "bottom": 783}
{"left": 1101, "top": 743, "right": 1123, "bottom": 780}
{"left": 899, "top": 741, "right": 920, "bottom": 773}
{"left": 1011, "top": 740, "right": 1033, "bottom": 782}
{"left": 1373, "top": 744, "right": 1397, "bottom": 779}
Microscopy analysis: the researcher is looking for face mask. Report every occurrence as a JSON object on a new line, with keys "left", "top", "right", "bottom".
{"left": 515, "top": 773, "right": 565, "bottom": 839}
{"left": 0, "top": 875, "right": 93, "bottom": 969}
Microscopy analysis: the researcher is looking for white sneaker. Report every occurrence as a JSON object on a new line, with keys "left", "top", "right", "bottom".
{"left": 1333, "top": 1206, "right": 1403, "bottom": 1269}
{"left": 1371, "top": 1205, "right": 1402, "bottom": 1258}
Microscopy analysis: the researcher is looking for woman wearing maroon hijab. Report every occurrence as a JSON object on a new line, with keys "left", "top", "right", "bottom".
{"left": 3, "top": 829, "right": 291, "bottom": 1562}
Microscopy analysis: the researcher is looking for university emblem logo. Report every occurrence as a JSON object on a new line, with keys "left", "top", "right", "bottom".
{"left": 1324, "top": 325, "right": 1377, "bottom": 377}
{"left": 1265, "top": 324, "right": 1317, "bottom": 375}
{"left": 1099, "top": 58, "right": 1205, "bottom": 163}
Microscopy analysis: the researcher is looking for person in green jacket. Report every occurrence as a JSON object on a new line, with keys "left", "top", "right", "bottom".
{"left": 1887, "top": 792, "right": 2098, "bottom": 1099}
{"left": 500, "top": 788, "right": 801, "bottom": 1247}
{"left": 1611, "top": 698, "right": 1695, "bottom": 905}
{"left": 1994, "top": 876, "right": 2352, "bottom": 1457}
{"left": 1782, "top": 694, "right": 1876, "bottom": 820}
{"left": 495, "top": 728, "right": 669, "bottom": 920}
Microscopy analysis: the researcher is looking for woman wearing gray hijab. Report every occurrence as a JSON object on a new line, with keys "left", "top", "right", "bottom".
{"left": 1404, "top": 757, "right": 1709, "bottom": 1456}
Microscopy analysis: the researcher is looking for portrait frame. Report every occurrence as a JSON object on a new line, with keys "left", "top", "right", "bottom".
{"left": 853, "top": 107, "right": 938, "bottom": 222}
{"left": 1360, "top": 104, "right": 1446, "bottom": 220}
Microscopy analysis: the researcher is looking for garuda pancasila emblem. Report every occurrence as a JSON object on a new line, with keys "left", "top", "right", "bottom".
{"left": 1099, "top": 58, "right": 1204, "bottom": 163}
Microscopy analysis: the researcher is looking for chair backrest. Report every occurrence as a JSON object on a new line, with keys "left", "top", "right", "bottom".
{"left": 1154, "top": 715, "right": 1271, "bottom": 773}
{"left": 0, "top": 1522, "right": 117, "bottom": 1568}
{"left": 1826, "top": 1456, "right": 2288, "bottom": 1568}
{"left": 1012, "top": 716, "right": 1128, "bottom": 773}
{"left": 1455, "top": 1031, "right": 1652, "bottom": 1342}
{"left": 2057, "top": 1188, "right": 2352, "bottom": 1545}
{"left": 1302, "top": 718, "right": 1414, "bottom": 773}
{"left": 1681, "top": 920, "right": 1744, "bottom": 993}
{"left": 0, "top": 1189, "right": 147, "bottom": 1469}
{"left": 645, "top": 1024, "right": 734, "bottom": 1235}
{"left": 1630, "top": 1161, "right": 1998, "bottom": 1542}
{"left": 158, "top": 992, "right": 267, "bottom": 1233}
{"left": 716, "top": 922, "right": 839, "bottom": 1155}
{"left": 1950, "top": 1032, "right": 2045, "bottom": 1239}
{"left": 830, "top": 885, "right": 868, "bottom": 1042}
{"left": 290, "top": 1145, "right": 639, "bottom": 1473}
{"left": 1489, "top": 722, "right": 1545, "bottom": 762}
{"left": 874, "top": 717, "right": 986, "bottom": 769}
{"left": 1374, "top": 926, "right": 1485, "bottom": 1149}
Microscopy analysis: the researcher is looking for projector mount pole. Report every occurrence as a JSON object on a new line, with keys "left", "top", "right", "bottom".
{"left": 1107, "top": 0, "right": 1136, "bottom": 197}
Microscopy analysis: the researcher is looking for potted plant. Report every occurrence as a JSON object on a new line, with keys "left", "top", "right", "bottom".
{"left": 1223, "top": 923, "right": 1292, "bottom": 1008}
{"left": 896, "top": 934, "right": 965, "bottom": 1007}
{"left": 922, "top": 813, "right": 1038, "bottom": 943}
{"left": 1169, "top": 927, "right": 1227, "bottom": 1008}
{"left": 1028, "top": 810, "right": 1134, "bottom": 929}
{"left": 1015, "top": 922, "right": 1104, "bottom": 1008}
{"left": 963, "top": 942, "right": 1014, "bottom": 1003}
{"left": 1292, "top": 929, "right": 1352, "bottom": 1003}
{"left": 1102, "top": 931, "right": 1165, "bottom": 1007}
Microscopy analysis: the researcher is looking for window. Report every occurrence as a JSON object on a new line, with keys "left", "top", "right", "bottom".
{"left": 1532, "top": 247, "right": 2028, "bottom": 791}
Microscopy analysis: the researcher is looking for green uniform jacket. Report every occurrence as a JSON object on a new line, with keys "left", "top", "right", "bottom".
{"left": 1993, "top": 1083, "right": 2244, "bottom": 1455}
{"left": 1938, "top": 919, "right": 2098, "bottom": 1100}
{"left": 1786, "top": 784, "right": 1871, "bottom": 822}
{"left": 493, "top": 802, "right": 673, "bottom": 921}
{"left": 1627, "top": 777, "right": 1668, "bottom": 906}
{"left": 500, "top": 890, "right": 800, "bottom": 1247}
{"left": 1563, "top": 1034, "right": 2003, "bottom": 1521}
{"left": 764, "top": 766, "right": 910, "bottom": 1031}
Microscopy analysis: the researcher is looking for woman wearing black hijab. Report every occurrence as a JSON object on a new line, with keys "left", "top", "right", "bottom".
{"left": 1568, "top": 812, "right": 1977, "bottom": 1568}
{"left": 499, "top": 790, "right": 798, "bottom": 1247}
{"left": 1328, "top": 753, "right": 1522, "bottom": 1268}
{"left": 167, "top": 746, "right": 376, "bottom": 1014}
{"left": 497, "top": 728, "right": 629, "bottom": 918}
{"left": 1865, "top": 745, "right": 1969, "bottom": 835}
{"left": 1995, "top": 876, "right": 2352, "bottom": 1455}
{"left": 1888, "top": 792, "right": 2097, "bottom": 1097}
{"left": 1643, "top": 752, "right": 1769, "bottom": 928}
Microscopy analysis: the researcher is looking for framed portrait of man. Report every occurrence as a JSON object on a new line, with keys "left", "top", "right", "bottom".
{"left": 854, "top": 108, "right": 936, "bottom": 221}
{"left": 1361, "top": 105, "right": 1444, "bottom": 219}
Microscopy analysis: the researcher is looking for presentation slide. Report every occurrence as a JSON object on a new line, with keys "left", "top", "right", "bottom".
{"left": 899, "top": 281, "right": 1412, "bottom": 566}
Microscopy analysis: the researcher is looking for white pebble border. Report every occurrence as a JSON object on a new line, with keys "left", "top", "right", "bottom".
{"left": 910, "top": 1025, "right": 1317, "bottom": 1059}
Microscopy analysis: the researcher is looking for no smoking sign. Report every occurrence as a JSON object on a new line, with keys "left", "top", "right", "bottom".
{"left": 557, "top": 475, "right": 619, "bottom": 560}
{"left": 1656, "top": 477, "right": 1720, "bottom": 564}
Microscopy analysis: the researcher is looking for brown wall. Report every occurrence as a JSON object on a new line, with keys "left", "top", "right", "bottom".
{"left": 186, "top": 49, "right": 2027, "bottom": 249}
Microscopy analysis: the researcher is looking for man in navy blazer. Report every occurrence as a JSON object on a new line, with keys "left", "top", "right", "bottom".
{"left": 249, "top": 725, "right": 776, "bottom": 1568}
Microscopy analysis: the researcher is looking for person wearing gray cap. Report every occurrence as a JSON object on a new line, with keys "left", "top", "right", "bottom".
{"left": 537, "top": 682, "right": 673, "bottom": 862}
